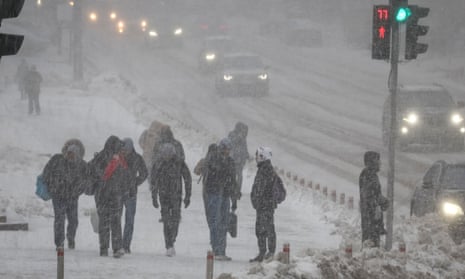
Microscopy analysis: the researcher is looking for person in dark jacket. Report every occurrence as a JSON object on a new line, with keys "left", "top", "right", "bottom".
{"left": 250, "top": 146, "right": 276, "bottom": 262}
{"left": 227, "top": 122, "right": 249, "bottom": 200}
{"left": 150, "top": 143, "right": 192, "bottom": 257}
{"left": 42, "top": 142, "right": 88, "bottom": 250}
{"left": 23, "top": 65, "right": 43, "bottom": 115}
{"left": 203, "top": 138, "right": 238, "bottom": 261}
{"left": 88, "top": 135, "right": 128, "bottom": 258}
{"left": 359, "top": 151, "right": 389, "bottom": 248}
{"left": 120, "top": 138, "right": 148, "bottom": 254}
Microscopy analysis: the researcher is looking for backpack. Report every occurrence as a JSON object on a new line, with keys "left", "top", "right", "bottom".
{"left": 272, "top": 173, "right": 286, "bottom": 204}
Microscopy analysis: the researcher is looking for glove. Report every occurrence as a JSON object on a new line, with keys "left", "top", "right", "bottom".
{"left": 231, "top": 200, "right": 237, "bottom": 211}
{"left": 152, "top": 199, "right": 159, "bottom": 209}
{"left": 184, "top": 198, "right": 190, "bottom": 208}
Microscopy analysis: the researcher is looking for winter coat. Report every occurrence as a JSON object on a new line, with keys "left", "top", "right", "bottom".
{"left": 125, "top": 150, "right": 148, "bottom": 197}
{"left": 42, "top": 154, "right": 88, "bottom": 201}
{"left": 138, "top": 120, "right": 166, "bottom": 166}
{"left": 23, "top": 69, "right": 42, "bottom": 95}
{"left": 151, "top": 126, "right": 185, "bottom": 169}
{"left": 150, "top": 156, "right": 192, "bottom": 204}
{"left": 87, "top": 136, "right": 124, "bottom": 195}
{"left": 95, "top": 154, "right": 130, "bottom": 207}
{"left": 359, "top": 156, "right": 388, "bottom": 242}
{"left": 227, "top": 122, "right": 249, "bottom": 168}
{"left": 251, "top": 160, "right": 275, "bottom": 211}
{"left": 203, "top": 148, "right": 237, "bottom": 199}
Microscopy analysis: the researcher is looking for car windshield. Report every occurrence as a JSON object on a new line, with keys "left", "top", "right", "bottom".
{"left": 206, "top": 39, "right": 233, "bottom": 52}
{"left": 441, "top": 165, "right": 465, "bottom": 189}
{"left": 223, "top": 56, "right": 264, "bottom": 69}
{"left": 400, "top": 90, "right": 455, "bottom": 108}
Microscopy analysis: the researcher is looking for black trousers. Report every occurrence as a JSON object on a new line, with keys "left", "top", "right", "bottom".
{"left": 160, "top": 196, "right": 182, "bottom": 249}
{"left": 255, "top": 209, "right": 276, "bottom": 254}
{"left": 97, "top": 197, "right": 123, "bottom": 251}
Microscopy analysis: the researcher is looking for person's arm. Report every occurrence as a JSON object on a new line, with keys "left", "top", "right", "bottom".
{"left": 181, "top": 162, "right": 192, "bottom": 208}
{"left": 135, "top": 154, "right": 148, "bottom": 187}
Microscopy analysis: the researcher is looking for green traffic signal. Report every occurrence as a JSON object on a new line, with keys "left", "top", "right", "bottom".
{"left": 396, "top": 7, "right": 411, "bottom": 22}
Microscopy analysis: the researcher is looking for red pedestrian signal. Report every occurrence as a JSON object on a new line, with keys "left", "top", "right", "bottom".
{"left": 372, "top": 5, "right": 391, "bottom": 60}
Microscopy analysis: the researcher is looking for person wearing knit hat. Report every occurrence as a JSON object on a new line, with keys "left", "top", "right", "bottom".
{"left": 120, "top": 137, "right": 148, "bottom": 254}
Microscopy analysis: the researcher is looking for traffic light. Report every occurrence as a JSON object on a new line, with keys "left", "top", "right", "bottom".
{"left": 372, "top": 5, "right": 391, "bottom": 60}
{"left": 405, "top": 5, "right": 429, "bottom": 60}
{"left": 0, "top": 0, "right": 25, "bottom": 60}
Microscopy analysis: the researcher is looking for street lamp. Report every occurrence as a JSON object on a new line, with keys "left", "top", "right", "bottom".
{"left": 110, "top": 12, "right": 117, "bottom": 21}
{"left": 89, "top": 12, "right": 97, "bottom": 22}
{"left": 141, "top": 20, "right": 147, "bottom": 32}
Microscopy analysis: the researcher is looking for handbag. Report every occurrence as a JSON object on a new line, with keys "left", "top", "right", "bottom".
{"left": 35, "top": 174, "right": 51, "bottom": 201}
{"left": 228, "top": 211, "right": 237, "bottom": 238}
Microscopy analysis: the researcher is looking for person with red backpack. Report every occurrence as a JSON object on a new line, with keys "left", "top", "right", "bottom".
{"left": 250, "top": 146, "right": 278, "bottom": 262}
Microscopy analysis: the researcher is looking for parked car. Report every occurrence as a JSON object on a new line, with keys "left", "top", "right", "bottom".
{"left": 198, "top": 36, "right": 234, "bottom": 73}
{"left": 215, "top": 53, "right": 269, "bottom": 97}
{"left": 410, "top": 160, "right": 465, "bottom": 244}
{"left": 382, "top": 84, "right": 465, "bottom": 151}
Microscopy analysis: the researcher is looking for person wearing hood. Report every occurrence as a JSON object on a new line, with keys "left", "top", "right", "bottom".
{"left": 150, "top": 143, "right": 192, "bottom": 257}
{"left": 359, "top": 151, "right": 389, "bottom": 248}
{"left": 42, "top": 141, "right": 89, "bottom": 250}
{"left": 151, "top": 125, "right": 185, "bottom": 168}
{"left": 138, "top": 120, "right": 167, "bottom": 168}
{"left": 23, "top": 65, "right": 43, "bottom": 115}
{"left": 227, "top": 122, "right": 250, "bottom": 200}
{"left": 249, "top": 146, "right": 276, "bottom": 262}
{"left": 120, "top": 138, "right": 148, "bottom": 254}
{"left": 203, "top": 138, "right": 238, "bottom": 261}
{"left": 88, "top": 135, "right": 128, "bottom": 258}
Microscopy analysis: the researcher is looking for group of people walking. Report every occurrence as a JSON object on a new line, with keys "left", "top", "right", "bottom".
{"left": 41, "top": 121, "right": 282, "bottom": 262}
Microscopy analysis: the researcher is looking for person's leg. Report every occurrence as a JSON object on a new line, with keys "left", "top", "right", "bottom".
{"left": 65, "top": 199, "right": 79, "bottom": 249}
{"left": 170, "top": 200, "right": 182, "bottom": 246}
{"left": 265, "top": 210, "right": 276, "bottom": 255}
{"left": 122, "top": 194, "right": 137, "bottom": 251}
{"left": 98, "top": 206, "right": 110, "bottom": 254}
{"left": 254, "top": 210, "right": 267, "bottom": 259}
{"left": 236, "top": 165, "right": 243, "bottom": 199}
{"left": 205, "top": 193, "right": 221, "bottom": 254}
{"left": 216, "top": 196, "right": 230, "bottom": 256}
{"left": 52, "top": 199, "right": 66, "bottom": 248}
{"left": 160, "top": 199, "right": 172, "bottom": 249}
{"left": 34, "top": 92, "right": 40, "bottom": 114}
{"left": 110, "top": 198, "right": 123, "bottom": 253}
{"left": 27, "top": 93, "right": 33, "bottom": 114}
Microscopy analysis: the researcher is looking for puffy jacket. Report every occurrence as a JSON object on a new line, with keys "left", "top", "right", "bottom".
{"left": 251, "top": 160, "right": 275, "bottom": 211}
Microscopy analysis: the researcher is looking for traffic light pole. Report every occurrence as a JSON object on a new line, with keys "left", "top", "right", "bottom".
{"left": 386, "top": 0, "right": 400, "bottom": 251}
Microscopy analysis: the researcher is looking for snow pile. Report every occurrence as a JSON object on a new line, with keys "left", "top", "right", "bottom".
{"left": 231, "top": 178, "right": 465, "bottom": 279}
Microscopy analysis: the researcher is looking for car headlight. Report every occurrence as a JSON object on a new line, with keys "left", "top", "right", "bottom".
{"left": 258, "top": 73, "right": 268, "bottom": 80}
{"left": 403, "top": 113, "right": 418, "bottom": 125}
{"left": 451, "top": 113, "right": 463, "bottom": 125}
{"left": 205, "top": 53, "right": 216, "bottom": 61}
{"left": 442, "top": 202, "right": 464, "bottom": 217}
{"left": 401, "top": 126, "right": 408, "bottom": 134}
{"left": 149, "top": 30, "right": 158, "bottom": 37}
{"left": 223, "top": 74, "right": 233, "bottom": 81}
{"left": 174, "top": 28, "right": 183, "bottom": 36}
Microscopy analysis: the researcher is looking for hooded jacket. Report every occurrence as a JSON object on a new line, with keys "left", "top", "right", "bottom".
{"left": 227, "top": 122, "right": 249, "bottom": 168}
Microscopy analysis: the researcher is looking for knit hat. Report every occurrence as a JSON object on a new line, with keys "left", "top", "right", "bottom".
{"left": 256, "top": 146, "right": 272, "bottom": 162}
{"left": 122, "top": 138, "right": 134, "bottom": 152}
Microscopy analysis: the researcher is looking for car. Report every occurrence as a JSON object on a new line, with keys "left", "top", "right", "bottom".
{"left": 198, "top": 36, "right": 234, "bottom": 73}
{"left": 192, "top": 15, "right": 229, "bottom": 38}
{"left": 214, "top": 53, "right": 270, "bottom": 97}
{"left": 144, "top": 17, "right": 184, "bottom": 48}
{"left": 410, "top": 160, "right": 465, "bottom": 244}
{"left": 382, "top": 84, "right": 465, "bottom": 151}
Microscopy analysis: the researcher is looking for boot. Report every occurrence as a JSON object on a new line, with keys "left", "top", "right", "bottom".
{"left": 249, "top": 253, "right": 265, "bottom": 263}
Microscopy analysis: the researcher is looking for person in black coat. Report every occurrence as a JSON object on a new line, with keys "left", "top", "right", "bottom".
{"left": 42, "top": 142, "right": 88, "bottom": 250}
{"left": 203, "top": 138, "right": 238, "bottom": 261}
{"left": 150, "top": 143, "right": 192, "bottom": 257}
{"left": 23, "top": 65, "right": 43, "bottom": 115}
{"left": 120, "top": 138, "right": 148, "bottom": 253}
{"left": 227, "top": 122, "right": 249, "bottom": 200}
{"left": 88, "top": 135, "right": 128, "bottom": 258}
{"left": 359, "top": 151, "right": 388, "bottom": 248}
{"left": 250, "top": 146, "right": 276, "bottom": 262}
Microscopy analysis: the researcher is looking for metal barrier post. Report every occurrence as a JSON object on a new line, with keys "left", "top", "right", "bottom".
{"left": 283, "top": 243, "right": 290, "bottom": 264}
{"left": 206, "top": 250, "right": 214, "bottom": 279}
{"left": 57, "top": 247, "right": 64, "bottom": 279}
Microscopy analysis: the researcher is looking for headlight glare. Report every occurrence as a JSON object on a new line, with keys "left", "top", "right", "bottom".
{"left": 149, "top": 30, "right": 158, "bottom": 37}
{"left": 258, "top": 73, "right": 268, "bottom": 80}
{"left": 205, "top": 53, "right": 216, "bottom": 60}
{"left": 403, "top": 113, "right": 418, "bottom": 124}
{"left": 223, "top": 74, "right": 233, "bottom": 81}
{"left": 451, "top": 114, "right": 463, "bottom": 125}
{"left": 442, "top": 202, "right": 464, "bottom": 217}
{"left": 174, "top": 28, "right": 183, "bottom": 35}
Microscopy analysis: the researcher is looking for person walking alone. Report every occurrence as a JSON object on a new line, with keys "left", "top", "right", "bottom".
{"left": 23, "top": 65, "right": 43, "bottom": 115}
